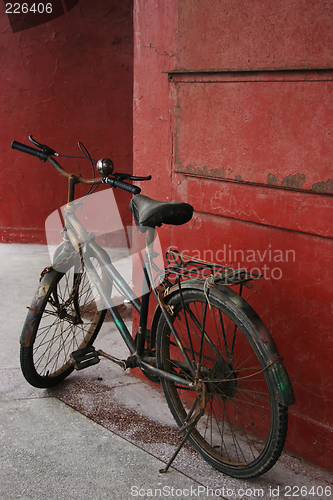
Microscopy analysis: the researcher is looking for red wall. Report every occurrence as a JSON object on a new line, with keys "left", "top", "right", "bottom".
{"left": 133, "top": 0, "right": 333, "bottom": 471}
{"left": 0, "top": 0, "right": 133, "bottom": 243}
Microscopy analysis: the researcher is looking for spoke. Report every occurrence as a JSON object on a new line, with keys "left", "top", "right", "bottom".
{"left": 178, "top": 282, "right": 196, "bottom": 364}
{"left": 185, "top": 303, "right": 221, "bottom": 359}
{"left": 34, "top": 320, "right": 73, "bottom": 372}
{"left": 198, "top": 299, "right": 208, "bottom": 370}
{"left": 218, "top": 393, "right": 269, "bottom": 443}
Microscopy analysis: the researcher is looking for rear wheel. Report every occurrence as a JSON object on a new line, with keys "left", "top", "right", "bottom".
{"left": 156, "top": 288, "right": 288, "bottom": 478}
{"left": 20, "top": 254, "right": 108, "bottom": 388}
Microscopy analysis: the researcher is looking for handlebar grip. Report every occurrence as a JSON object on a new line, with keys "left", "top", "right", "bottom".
{"left": 11, "top": 141, "right": 48, "bottom": 162}
{"left": 107, "top": 177, "right": 141, "bottom": 195}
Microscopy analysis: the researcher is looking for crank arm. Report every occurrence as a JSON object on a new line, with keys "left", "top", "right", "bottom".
{"left": 97, "top": 349, "right": 128, "bottom": 370}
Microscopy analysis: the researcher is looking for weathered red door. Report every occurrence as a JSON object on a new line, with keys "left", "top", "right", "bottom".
{"left": 134, "top": 0, "right": 333, "bottom": 470}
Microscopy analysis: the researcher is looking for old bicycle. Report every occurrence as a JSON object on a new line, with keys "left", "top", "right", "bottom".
{"left": 11, "top": 136, "right": 294, "bottom": 479}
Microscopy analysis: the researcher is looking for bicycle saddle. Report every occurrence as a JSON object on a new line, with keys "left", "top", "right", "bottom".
{"left": 129, "top": 194, "right": 193, "bottom": 233}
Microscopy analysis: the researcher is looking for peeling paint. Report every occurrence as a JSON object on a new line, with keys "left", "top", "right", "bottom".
{"left": 312, "top": 179, "right": 333, "bottom": 194}
{"left": 267, "top": 173, "right": 279, "bottom": 186}
{"left": 177, "top": 164, "right": 226, "bottom": 179}
{"left": 178, "top": 166, "right": 333, "bottom": 197}
{"left": 281, "top": 173, "right": 306, "bottom": 190}
{"left": 235, "top": 175, "right": 243, "bottom": 182}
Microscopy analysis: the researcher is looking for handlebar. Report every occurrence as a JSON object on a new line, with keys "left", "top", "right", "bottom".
{"left": 107, "top": 177, "right": 141, "bottom": 195}
{"left": 11, "top": 141, "right": 49, "bottom": 162}
{"left": 11, "top": 137, "right": 149, "bottom": 195}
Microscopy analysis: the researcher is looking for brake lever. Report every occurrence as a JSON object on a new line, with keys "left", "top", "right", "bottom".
{"left": 128, "top": 174, "right": 151, "bottom": 181}
{"left": 113, "top": 173, "right": 151, "bottom": 181}
{"left": 29, "top": 135, "right": 58, "bottom": 156}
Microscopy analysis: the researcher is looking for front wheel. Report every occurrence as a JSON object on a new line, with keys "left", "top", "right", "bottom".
{"left": 20, "top": 253, "right": 108, "bottom": 388}
{"left": 156, "top": 288, "right": 288, "bottom": 479}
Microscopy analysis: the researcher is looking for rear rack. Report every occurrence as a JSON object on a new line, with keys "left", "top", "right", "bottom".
{"left": 163, "top": 249, "right": 262, "bottom": 288}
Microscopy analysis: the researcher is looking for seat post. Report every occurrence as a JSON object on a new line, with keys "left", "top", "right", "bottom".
{"left": 145, "top": 227, "right": 156, "bottom": 255}
{"left": 137, "top": 227, "right": 156, "bottom": 357}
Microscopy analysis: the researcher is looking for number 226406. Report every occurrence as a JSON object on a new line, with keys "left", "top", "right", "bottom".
{"left": 6, "top": 3, "right": 53, "bottom": 14}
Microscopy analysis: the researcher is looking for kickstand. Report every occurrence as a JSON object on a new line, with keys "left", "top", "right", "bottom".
{"left": 159, "top": 423, "right": 196, "bottom": 474}
{"left": 159, "top": 385, "right": 206, "bottom": 474}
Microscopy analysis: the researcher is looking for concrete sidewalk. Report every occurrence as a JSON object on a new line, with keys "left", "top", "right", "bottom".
{"left": 0, "top": 244, "right": 332, "bottom": 500}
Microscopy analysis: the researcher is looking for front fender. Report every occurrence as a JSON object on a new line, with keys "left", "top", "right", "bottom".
{"left": 20, "top": 269, "right": 58, "bottom": 347}
{"left": 21, "top": 240, "right": 112, "bottom": 348}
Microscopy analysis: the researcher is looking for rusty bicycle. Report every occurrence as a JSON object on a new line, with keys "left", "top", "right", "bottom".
{"left": 11, "top": 136, "right": 294, "bottom": 479}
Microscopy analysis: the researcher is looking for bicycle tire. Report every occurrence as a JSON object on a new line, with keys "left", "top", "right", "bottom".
{"left": 20, "top": 254, "right": 109, "bottom": 388}
{"left": 156, "top": 287, "right": 288, "bottom": 479}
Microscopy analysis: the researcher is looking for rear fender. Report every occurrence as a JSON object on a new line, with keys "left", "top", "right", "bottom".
{"left": 151, "top": 280, "right": 295, "bottom": 407}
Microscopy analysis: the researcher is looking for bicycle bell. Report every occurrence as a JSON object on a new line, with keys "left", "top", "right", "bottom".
{"left": 97, "top": 158, "right": 114, "bottom": 177}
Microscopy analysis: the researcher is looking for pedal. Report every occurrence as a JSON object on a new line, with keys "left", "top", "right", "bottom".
{"left": 70, "top": 345, "right": 100, "bottom": 371}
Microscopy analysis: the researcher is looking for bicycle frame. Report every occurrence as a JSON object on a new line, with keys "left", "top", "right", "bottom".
{"left": 57, "top": 191, "right": 197, "bottom": 390}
